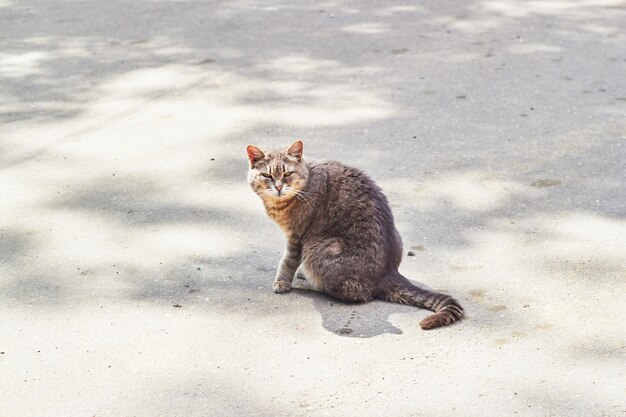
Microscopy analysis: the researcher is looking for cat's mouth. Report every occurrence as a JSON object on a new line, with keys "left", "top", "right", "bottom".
{"left": 272, "top": 188, "right": 296, "bottom": 199}
{"left": 274, "top": 187, "right": 288, "bottom": 197}
{"left": 258, "top": 186, "right": 297, "bottom": 200}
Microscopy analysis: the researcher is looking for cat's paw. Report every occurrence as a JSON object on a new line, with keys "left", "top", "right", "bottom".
{"left": 273, "top": 280, "right": 292, "bottom": 294}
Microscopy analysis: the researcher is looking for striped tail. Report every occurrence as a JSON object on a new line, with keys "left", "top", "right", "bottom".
{"left": 379, "top": 272, "right": 464, "bottom": 330}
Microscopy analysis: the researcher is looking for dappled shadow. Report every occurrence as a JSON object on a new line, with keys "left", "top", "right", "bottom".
{"left": 1, "top": 274, "right": 67, "bottom": 306}
{"left": 1, "top": 0, "right": 626, "bottom": 415}
{"left": 0, "top": 228, "right": 31, "bottom": 264}
{"left": 120, "top": 378, "right": 289, "bottom": 417}
{"left": 51, "top": 174, "right": 247, "bottom": 227}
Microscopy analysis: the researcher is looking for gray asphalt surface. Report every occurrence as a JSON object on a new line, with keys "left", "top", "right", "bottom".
{"left": 1, "top": 1, "right": 625, "bottom": 416}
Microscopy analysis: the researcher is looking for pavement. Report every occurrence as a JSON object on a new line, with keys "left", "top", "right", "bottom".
{"left": 1, "top": 0, "right": 625, "bottom": 416}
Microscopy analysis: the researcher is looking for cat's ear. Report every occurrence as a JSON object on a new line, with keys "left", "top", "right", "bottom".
{"left": 246, "top": 144, "right": 265, "bottom": 167}
{"left": 287, "top": 140, "right": 304, "bottom": 161}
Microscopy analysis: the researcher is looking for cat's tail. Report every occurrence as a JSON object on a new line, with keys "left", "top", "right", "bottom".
{"left": 378, "top": 272, "right": 464, "bottom": 330}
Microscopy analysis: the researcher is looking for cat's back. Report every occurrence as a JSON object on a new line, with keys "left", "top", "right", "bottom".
{"left": 307, "top": 159, "right": 392, "bottom": 222}
{"left": 310, "top": 159, "right": 384, "bottom": 194}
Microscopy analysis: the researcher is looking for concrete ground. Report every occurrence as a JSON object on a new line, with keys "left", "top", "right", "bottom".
{"left": 1, "top": 0, "right": 625, "bottom": 416}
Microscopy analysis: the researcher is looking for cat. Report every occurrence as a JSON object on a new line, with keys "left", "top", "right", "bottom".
{"left": 246, "top": 140, "right": 464, "bottom": 330}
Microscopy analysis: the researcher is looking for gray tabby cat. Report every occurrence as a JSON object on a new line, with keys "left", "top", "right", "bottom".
{"left": 246, "top": 140, "right": 463, "bottom": 330}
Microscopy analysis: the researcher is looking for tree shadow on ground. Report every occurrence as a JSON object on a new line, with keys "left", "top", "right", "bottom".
{"left": 1, "top": 0, "right": 626, "bottom": 415}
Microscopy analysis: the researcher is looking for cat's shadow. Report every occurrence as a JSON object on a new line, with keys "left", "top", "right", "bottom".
{"left": 290, "top": 285, "right": 419, "bottom": 338}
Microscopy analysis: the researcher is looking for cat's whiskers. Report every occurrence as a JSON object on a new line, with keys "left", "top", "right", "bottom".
{"left": 294, "top": 189, "right": 313, "bottom": 203}
{"left": 292, "top": 189, "right": 310, "bottom": 201}
{"left": 255, "top": 190, "right": 272, "bottom": 202}
{"left": 293, "top": 194, "right": 308, "bottom": 205}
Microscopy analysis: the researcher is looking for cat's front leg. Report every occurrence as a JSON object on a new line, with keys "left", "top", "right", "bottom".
{"left": 273, "top": 237, "right": 301, "bottom": 294}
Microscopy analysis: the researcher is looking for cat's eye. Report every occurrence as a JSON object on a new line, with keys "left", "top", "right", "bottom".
{"left": 260, "top": 173, "right": 272, "bottom": 179}
{"left": 283, "top": 171, "right": 294, "bottom": 177}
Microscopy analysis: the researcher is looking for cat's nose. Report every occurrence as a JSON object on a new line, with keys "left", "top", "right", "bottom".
{"left": 275, "top": 184, "right": 283, "bottom": 192}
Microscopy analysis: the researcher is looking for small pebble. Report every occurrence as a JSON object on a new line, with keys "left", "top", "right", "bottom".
{"left": 407, "top": 251, "right": 415, "bottom": 256}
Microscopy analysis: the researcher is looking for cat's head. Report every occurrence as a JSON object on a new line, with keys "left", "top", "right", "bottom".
{"left": 246, "top": 140, "right": 309, "bottom": 201}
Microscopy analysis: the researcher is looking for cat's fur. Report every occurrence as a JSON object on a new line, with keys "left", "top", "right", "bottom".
{"left": 247, "top": 140, "right": 463, "bottom": 330}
